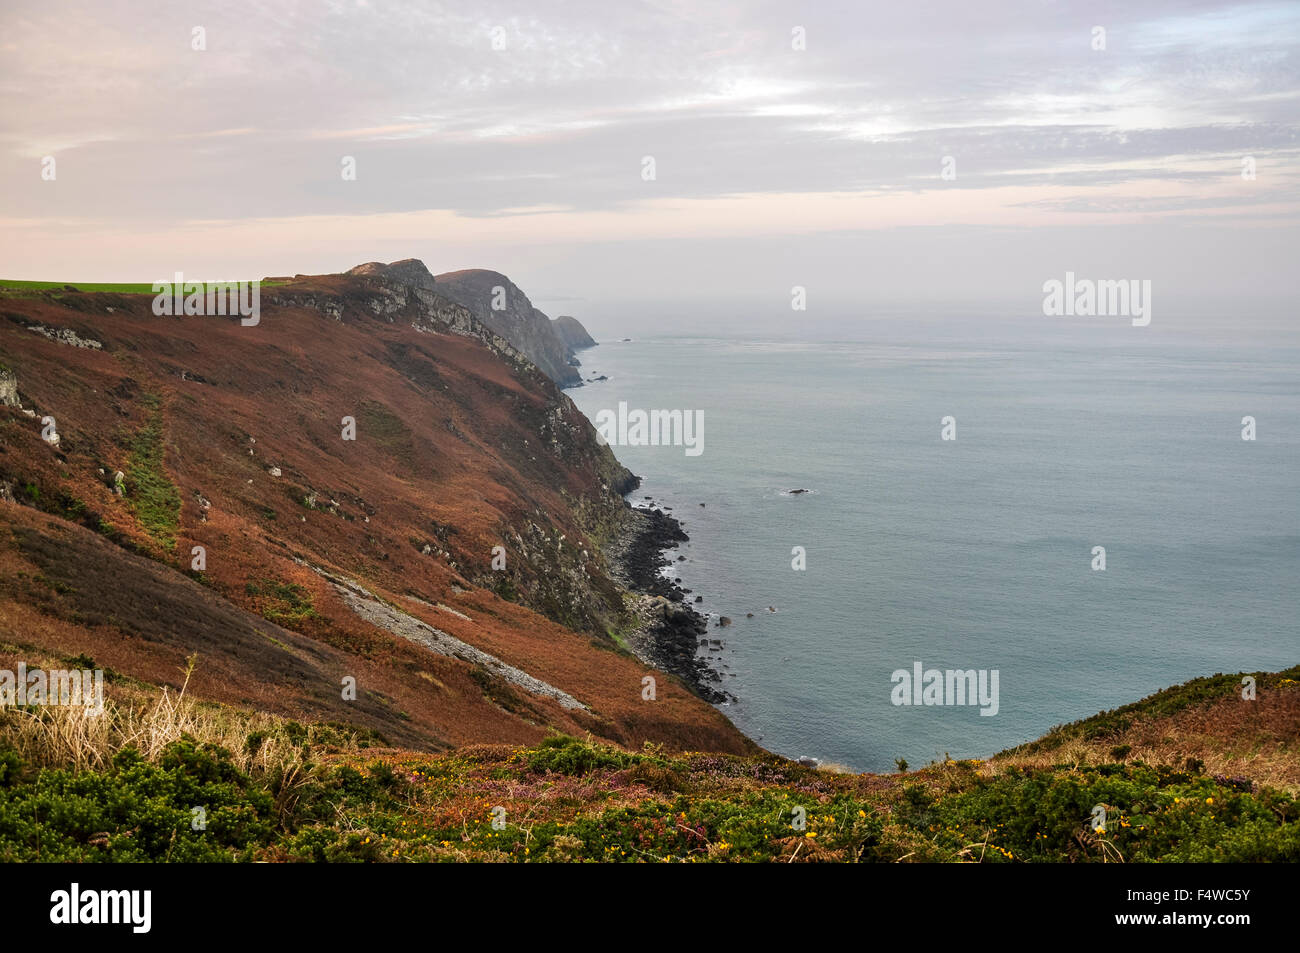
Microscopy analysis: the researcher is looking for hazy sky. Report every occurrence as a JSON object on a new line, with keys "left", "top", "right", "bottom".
{"left": 1, "top": 0, "right": 1296, "bottom": 334}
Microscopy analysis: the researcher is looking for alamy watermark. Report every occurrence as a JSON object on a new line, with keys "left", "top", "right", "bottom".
{"left": 50, "top": 883, "right": 150, "bottom": 933}
{"left": 151, "top": 272, "right": 260, "bottom": 326}
{"left": 0, "top": 663, "right": 104, "bottom": 714}
{"left": 1042, "top": 272, "right": 1151, "bottom": 327}
{"left": 890, "top": 661, "right": 999, "bottom": 716}
{"left": 594, "top": 401, "right": 704, "bottom": 457}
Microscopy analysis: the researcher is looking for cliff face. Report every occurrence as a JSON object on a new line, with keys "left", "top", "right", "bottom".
{"left": 431, "top": 268, "right": 582, "bottom": 387}
{"left": 352, "top": 261, "right": 595, "bottom": 387}
{"left": 552, "top": 315, "right": 596, "bottom": 352}
{"left": 0, "top": 270, "right": 751, "bottom": 756}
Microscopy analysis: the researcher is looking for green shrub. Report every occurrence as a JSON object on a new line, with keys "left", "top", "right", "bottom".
{"left": 525, "top": 735, "right": 633, "bottom": 776}
{"left": 0, "top": 738, "right": 275, "bottom": 861}
{"left": 124, "top": 406, "right": 181, "bottom": 548}
{"left": 926, "top": 764, "right": 1300, "bottom": 863}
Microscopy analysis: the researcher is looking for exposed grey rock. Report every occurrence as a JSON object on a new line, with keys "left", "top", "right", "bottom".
{"left": 316, "top": 566, "right": 587, "bottom": 711}
{"left": 551, "top": 314, "right": 596, "bottom": 352}
{"left": 0, "top": 367, "right": 19, "bottom": 408}
{"left": 431, "top": 267, "right": 582, "bottom": 386}
{"left": 26, "top": 324, "right": 102, "bottom": 349}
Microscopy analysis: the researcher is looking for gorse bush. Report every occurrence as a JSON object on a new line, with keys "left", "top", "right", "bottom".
{"left": 929, "top": 764, "right": 1300, "bottom": 863}
{"left": 523, "top": 734, "right": 638, "bottom": 776}
{"left": 523, "top": 792, "right": 882, "bottom": 863}
{"left": 0, "top": 741, "right": 276, "bottom": 862}
{"left": 0, "top": 721, "right": 405, "bottom": 862}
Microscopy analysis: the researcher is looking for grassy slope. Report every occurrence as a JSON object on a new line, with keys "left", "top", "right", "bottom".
{"left": 0, "top": 280, "right": 281, "bottom": 295}
{"left": 1, "top": 662, "right": 1295, "bottom": 862}
{"left": 996, "top": 666, "right": 1300, "bottom": 792}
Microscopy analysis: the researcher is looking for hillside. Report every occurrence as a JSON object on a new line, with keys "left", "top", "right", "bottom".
{"left": 0, "top": 270, "right": 753, "bottom": 757}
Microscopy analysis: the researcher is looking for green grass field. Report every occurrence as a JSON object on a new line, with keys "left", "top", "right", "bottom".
{"left": 0, "top": 279, "right": 281, "bottom": 296}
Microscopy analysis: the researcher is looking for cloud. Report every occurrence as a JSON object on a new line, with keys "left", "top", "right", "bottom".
{"left": 0, "top": 0, "right": 1296, "bottom": 302}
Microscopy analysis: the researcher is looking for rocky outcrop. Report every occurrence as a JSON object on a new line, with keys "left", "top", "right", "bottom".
{"left": 552, "top": 315, "right": 596, "bottom": 353}
{"left": 432, "top": 268, "right": 582, "bottom": 387}
{"left": 317, "top": 565, "right": 588, "bottom": 711}
{"left": 346, "top": 260, "right": 583, "bottom": 387}
{"left": 25, "top": 324, "right": 102, "bottom": 349}
{"left": 603, "top": 505, "right": 733, "bottom": 704}
{"left": 0, "top": 366, "right": 19, "bottom": 408}
{"left": 279, "top": 267, "right": 534, "bottom": 375}
{"left": 348, "top": 258, "right": 438, "bottom": 289}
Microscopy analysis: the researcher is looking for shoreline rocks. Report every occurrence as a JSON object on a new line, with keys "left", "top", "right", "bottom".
{"left": 606, "top": 501, "right": 732, "bottom": 704}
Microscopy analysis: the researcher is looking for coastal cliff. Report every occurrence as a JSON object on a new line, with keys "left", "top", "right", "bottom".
{"left": 429, "top": 267, "right": 583, "bottom": 387}
{"left": 551, "top": 314, "right": 597, "bottom": 353}
{"left": 348, "top": 260, "right": 592, "bottom": 389}
{"left": 0, "top": 267, "right": 751, "bottom": 756}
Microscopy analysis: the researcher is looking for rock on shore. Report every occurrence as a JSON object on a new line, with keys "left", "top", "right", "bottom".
{"left": 605, "top": 503, "right": 731, "bottom": 704}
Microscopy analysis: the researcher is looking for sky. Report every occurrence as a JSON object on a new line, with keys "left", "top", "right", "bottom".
{"left": 1, "top": 0, "right": 1296, "bottom": 336}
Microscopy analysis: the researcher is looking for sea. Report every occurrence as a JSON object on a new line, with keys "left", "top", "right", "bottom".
{"left": 567, "top": 311, "right": 1299, "bottom": 772}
